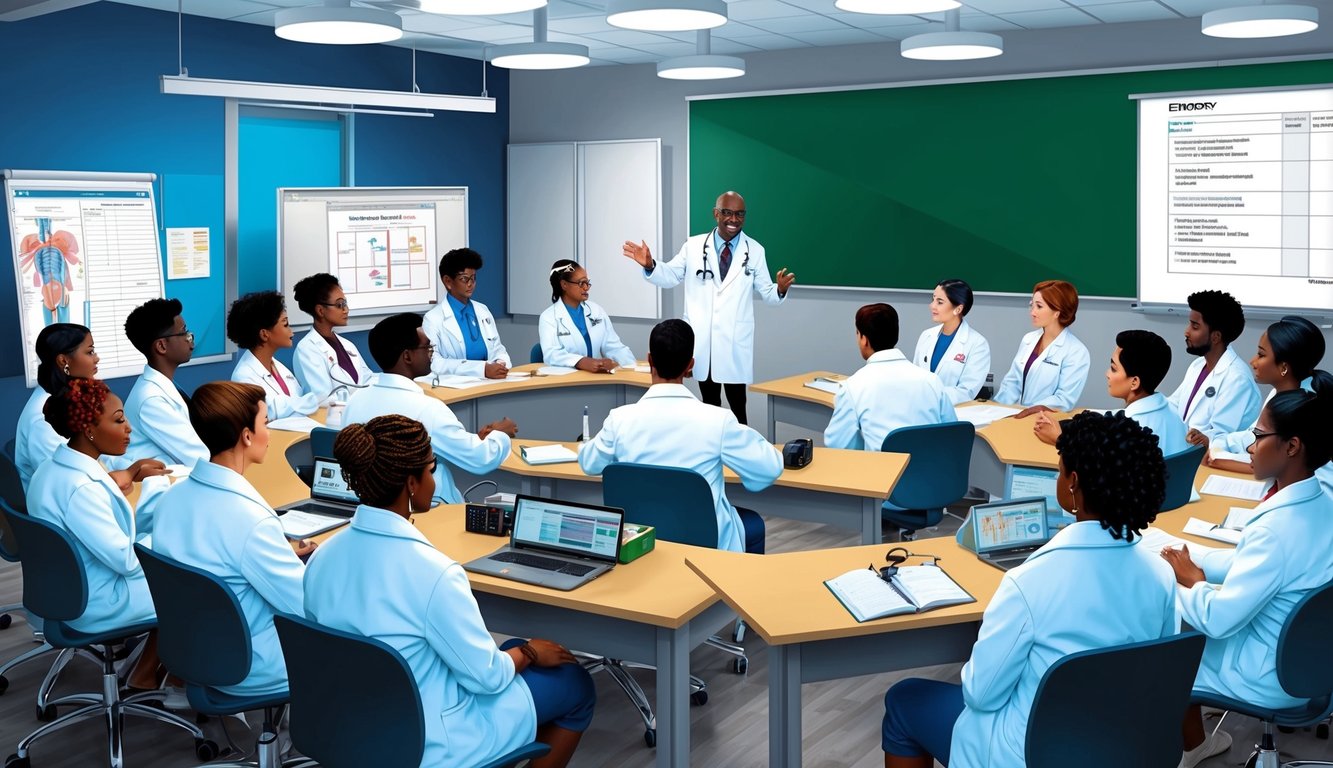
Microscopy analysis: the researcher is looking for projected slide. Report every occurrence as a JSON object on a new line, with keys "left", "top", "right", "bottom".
{"left": 1138, "top": 86, "right": 1333, "bottom": 312}
{"left": 326, "top": 203, "right": 434, "bottom": 309}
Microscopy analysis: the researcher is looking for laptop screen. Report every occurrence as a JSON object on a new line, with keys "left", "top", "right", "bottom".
{"left": 1008, "top": 466, "right": 1061, "bottom": 515}
{"left": 311, "top": 457, "right": 359, "bottom": 504}
{"left": 973, "top": 497, "right": 1049, "bottom": 554}
{"left": 512, "top": 495, "right": 623, "bottom": 563}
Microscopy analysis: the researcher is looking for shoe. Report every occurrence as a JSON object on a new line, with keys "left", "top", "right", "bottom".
{"left": 161, "top": 685, "right": 190, "bottom": 711}
{"left": 1178, "top": 728, "right": 1233, "bottom": 768}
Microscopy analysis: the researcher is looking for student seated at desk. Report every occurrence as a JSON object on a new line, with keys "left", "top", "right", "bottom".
{"left": 305, "top": 415, "right": 594, "bottom": 768}
{"left": 1034, "top": 329, "right": 1188, "bottom": 456}
{"left": 148, "top": 382, "right": 311, "bottom": 699}
{"left": 122, "top": 298, "right": 209, "bottom": 468}
{"left": 539, "top": 259, "right": 636, "bottom": 372}
{"left": 292, "top": 273, "right": 375, "bottom": 403}
{"left": 995, "top": 280, "right": 1090, "bottom": 417}
{"left": 881, "top": 412, "right": 1177, "bottom": 768}
{"left": 825, "top": 302, "right": 954, "bottom": 451}
{"left": 345, "top": 313, "right": 515, "bottom": 504}
{"left": 1169, "top": 290, "right": 1262, "bottom": 444}
{"left": 228, "top": 291, "right": 320, "bottom": 419}
{"left": 422, "top": 247, "right": 511, "bottom": 380}
{"left": 16, "top": 323, "right": 99, "bottom": 489}
{"left": 578, "top": 319, "right": 782, "bottom": 554}
{"left": 913, "top": 279, "right": 991, "bottom": 404}
{"left": 1162, "top": 384, "right": 1333, "bottom": 767}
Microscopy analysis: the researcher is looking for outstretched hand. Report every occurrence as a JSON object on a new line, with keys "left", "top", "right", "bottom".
{"left": 622, "top": 240, "right": 653, "bottom": 269}
{"left": 776, "top": 268, "right": 795, "bottom": 295}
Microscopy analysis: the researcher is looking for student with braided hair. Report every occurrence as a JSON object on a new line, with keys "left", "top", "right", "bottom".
{"left": 881, "top": 412, "right": 1177, "bottom": 768}
{"left": 304, "top": 415, "right": 595, "bottom": 768}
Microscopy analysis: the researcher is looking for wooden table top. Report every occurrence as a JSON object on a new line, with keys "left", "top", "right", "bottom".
{"left": 420, "top": 362, "right": 653, "bottom": 405}
{"left": 748, "top": 370, "right": 841, "bottom": 407}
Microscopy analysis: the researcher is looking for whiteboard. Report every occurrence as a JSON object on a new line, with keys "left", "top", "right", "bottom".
{"left": 4, "top": 170, "right": 163, "bottom": 387}
{"left": 278, "top": 186, "right": 468, "bottom": 325}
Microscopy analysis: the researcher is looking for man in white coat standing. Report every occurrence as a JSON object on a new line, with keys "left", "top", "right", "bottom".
{"left": 622, "top": 191, "right": 795, "bottom": 424}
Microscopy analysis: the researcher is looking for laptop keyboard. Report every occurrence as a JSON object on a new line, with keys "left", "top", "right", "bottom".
{"left": 491, "top": 552, "right": 596, "bottom": 576}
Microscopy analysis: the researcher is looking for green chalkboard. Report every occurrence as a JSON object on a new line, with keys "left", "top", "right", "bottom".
{"left": 689, "top": 60, "right": 1333, "bottom": 297}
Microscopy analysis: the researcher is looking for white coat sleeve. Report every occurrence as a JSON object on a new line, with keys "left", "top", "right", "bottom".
{"left": 485, "top": 319, "right": 512, "bottom": 368}
{"left": 424, "top": 311, "right": 484, "bottom": 379}
{"left": 950, "top": 336, "right": 991, "bottom": 404}
{"left": 240, "top": 516, "right": 307, "bottom": 616}
{"left": 1215, "top": 428, "right": 1256, "bottom": 456}
{"left": 644, "top": 242, "right": 687, "bottom": 289}
{"left": 539, "top": 309, "right": 584, "bottom": 369}
{"left": 136, "top": 395, "right": 209, "bottom": 466}
{"left": 266, "top": 389, "right": 321, "bottom": 420}
{"left": 292, "top": 338, "right": 333, "bottom": 403}
{"left": 577, "top": 412, "right": 620, "bottom": 477}
{"left": 600, "top": 318, "right": 637, "bottom": 368}
{"left": 1178, "top": 525, "right": 1284, "bottom": 640}
{"left": 423, "top": 563, "right": 518, "bottom": 696}
{"left": 722, "top": 419, "right": 782, "bottom": 492}
{"left": 960, "top": 574, "right": 1034, "bottom": 712}
{"left": 994, "top": 349, "right": 1025, "bottom": 406}
{"left": 425, "top": 402, "right": 510, "bottom": 474}
{"left": 22, "top": 421, "right": 65, "bottom": 488}
{"left": 823, "top": 388, "right": 865, "bottom": 451}
{"left": 132, "top": 475, "right": 172, "bottom": 544}
{"left": 66, "top": 483, "right": 141, "bottom": 577}
{"left": 749, "top": 246, "right": 786, "bottom": 306}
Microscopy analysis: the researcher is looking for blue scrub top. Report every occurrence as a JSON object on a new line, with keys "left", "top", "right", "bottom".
{"left": 446, "top": 293, "right": 489, "bottom": 362}
{"left": 563, "top": 301, "right": 593, "bottom": 357}
{"left": 930, "top": 329, "right": 955, "bottom": 373}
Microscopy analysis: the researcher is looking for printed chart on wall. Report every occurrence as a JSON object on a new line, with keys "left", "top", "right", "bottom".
{"left": 4, "top": 171, "right": 162, "bottom": 386}
{"left": 1138, "top": 85, "right": 1333, "bottom": 314}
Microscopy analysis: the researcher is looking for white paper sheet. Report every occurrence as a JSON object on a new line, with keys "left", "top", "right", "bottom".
{"left": 266, "top": 416, "right": 323, "bottom": 433}
{"left": 1200, "top": 474, "right": 1268, "bottom": 501}
{"left": 954, "top": 404, "right": 1021, "bottom": 428}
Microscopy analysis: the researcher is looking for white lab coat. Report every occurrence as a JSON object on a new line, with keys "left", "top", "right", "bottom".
{"left": 27, "top": 444, "right": 157, "bottom": 633}
{"left": 913, "top": 321, "right": 992, "bottom": 404}
{"left": 14, "top": 388, "right": 61, "bottom": 491}
{"left": 1121, "top": 392, "right": 1190, "bottom": 458}
{"left": 537, "top": 300, "right": 636, "bottom": 369}
{"left": 148, "top": 460, "right": 304, "bottom": 697}
{"left": 645, "top": 230, "right": 785, "bottom": 384}
{"left": 578, "top": 383, "right": 783, "bottom": 552}
{"left": 304, "top": 505, "right": 536, "bottom": 768}
{"left": 824, "top": 349, "right": 955, "bottom": 452}
{"left": 231, "top": 350, "right": 320, "bottom": 420}
{"left": 422, "top": 299, "right": 510, "bottom": 379}
{"left": 343, "top": 374, "right": 510, "bottom": 504}
{"left": 1167, "top": 346, "right": 1262, "bottom": 442}
{"left": 292, "top": 329, "right": 376, "bottom": 405}
{"left": 1213, "top": 386, "right": 1333, "bottom": 494}
{"left": 1182, "top": 476, "right": 1333, "bottom": 710}
{"left": 123, "top": 366, "right": 209, "bottom": 467}
{"left": 994, "top": 328, "right": 1091, "bottom": 411}
{"left": 949, "top": 521, "right": 1178, "bottom": 768}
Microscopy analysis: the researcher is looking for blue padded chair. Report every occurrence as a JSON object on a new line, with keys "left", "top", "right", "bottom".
{"left": 1161, "top": 444, "right": 1207, "bottom": 513}
{"left": 879, "top": 422, "right": 976, "bottom": 541}
{"left": 2, "top": 503, "right": 207, "bottom": 768}
{"left": 285, "top": 426, "right": 339, "bottom": 488}
{"left": 600, "top": 462, "right": 749, "bottom": 748}
{"left": 530, "top": 342, "right": 544, "bottom": 364}
{"left": 134, "top": 544, "right": 316, "bottom": 768}
{"left": 1026, "top": 632, "right": 1206, "bottom": 768}
{"left": 1191, "top": 579, "right": 1333, "bottom": 768}
{"left": 272, "top": 613, "right": 549, "bottom": 768}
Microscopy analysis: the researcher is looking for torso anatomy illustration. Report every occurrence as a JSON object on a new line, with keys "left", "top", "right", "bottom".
{"left": 19, "top": 217, "right": 81, "bottom": 325}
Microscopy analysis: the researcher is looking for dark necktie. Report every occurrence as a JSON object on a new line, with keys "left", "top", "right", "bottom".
{"left": 719, "top": 241, "right": 732, "bottom": 280}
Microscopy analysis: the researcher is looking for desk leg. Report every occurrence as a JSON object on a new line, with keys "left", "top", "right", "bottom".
{"left": 766, "top": 396, "right": 778, "bottom": 443}
{"left": 769, "top": 644, "right": 802, "bottom": 768}
{"left": 655, "top": 625, "right": 690, "bottom": 768}
{"left": 861, "top": 497, "right": 881, "bottom": 545}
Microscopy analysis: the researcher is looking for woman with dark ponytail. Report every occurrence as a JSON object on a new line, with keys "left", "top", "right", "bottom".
{"left": 305, "top": 415, "right": 595, "bottom": 768}
{"left": 1164, "top": 377, "right": 1333, "bottom": 767}
{"left": 537, "top": 259, "right": 636, "bottom": 372}
{"left": 15, "top": 323, "right": 98, "bottom": 488}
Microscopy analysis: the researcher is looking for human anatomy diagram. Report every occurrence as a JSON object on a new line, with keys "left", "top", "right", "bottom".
{"left": 19, "top": 217, "right": 82, "bottom": 325}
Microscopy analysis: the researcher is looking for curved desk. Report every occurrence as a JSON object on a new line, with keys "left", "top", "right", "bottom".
{"left": 750, "top": 371, "right": 839, "bottom": 443}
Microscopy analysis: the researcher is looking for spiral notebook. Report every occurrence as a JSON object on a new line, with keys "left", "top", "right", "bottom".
{"left": 825, "top": 564, "right": 974, "bottom": 623}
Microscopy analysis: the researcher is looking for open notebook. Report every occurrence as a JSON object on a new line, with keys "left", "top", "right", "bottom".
{"left": 825, "top": 565, "right": 975, "bottom": 623}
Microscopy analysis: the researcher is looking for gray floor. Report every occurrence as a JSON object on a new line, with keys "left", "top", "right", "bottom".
{"left": 0, "top": 514, "right": 1331, "bottom": 767}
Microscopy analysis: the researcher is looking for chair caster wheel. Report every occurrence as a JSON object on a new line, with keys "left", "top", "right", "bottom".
{"left": 643, "top": 729, "right": 656, "bottom": 748}
{"left": 690, "top": 689, "right": 708, "bottom": 706}
{"left": 1278, "top": 725, "right": 1296, "bottom": 734}
{"left": 0, "top": 675, "right": 8, "bottom": 695}
{"left": 1318, "top": 722, "right": 1329, "bottom": 739}
{"left": 6, "top": 754, "right": 30, "bottom": 768}
{"left": 35, "top": 704, "right": 55, "bottom": 722}
{"left": 733, "top": 657, "right": 748, "bottom": 675}
{"left": 0, "top": 614, "right": 11, "bottom": 630}
{"left": 195, "top": 739, "right": 219, "bottom": 761}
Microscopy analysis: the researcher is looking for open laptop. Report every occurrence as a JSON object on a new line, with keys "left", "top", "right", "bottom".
{"left": 276, "top": 457, "right": 360, "bottom": 518}
{"left": 464, "top": 495, "right": 623, "bottom": 591}
{"left": 971, "top": 497, "right": 1052, "bottom": 572}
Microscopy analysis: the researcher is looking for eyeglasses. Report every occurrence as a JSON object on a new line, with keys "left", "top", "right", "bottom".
{"left": 715, "top": 208, "right": 746, "bottom": 220}
{"left": 1251, "top": 428, "right": 1278, "bottom": 441}
{"left": 320, "top": 300, "right": 350, "bottom": 311}
{"left": 563, "top": 278, "right": 593, "bottom": 289}
{"left": 157, "top": 330, "right": 195, "bottom": 343}
{"left": 450, "top": 274, "right": 477, "bottom": 286}
{"left": 414, "top": 343, "right": 435, "bottom": 353}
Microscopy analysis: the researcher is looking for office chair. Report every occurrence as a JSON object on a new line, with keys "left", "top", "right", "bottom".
{"left": 1026, "top": 632, "right": 1206, "bottom": 768}
{"left": 2, "top": 503, "right": 208, "bottom": 768}
{"left": 601, "top": 463, "right": 750, "bottom": 748}
{"left": 273, "top": 613, "right": 549, "bottom": 768}
{"left": 1161, "top": 443, "right": 1207, "bottom": 513}
{"left": 134, "top": 544, "right": 317, "bottom": 768}
{"left": 284, "top": 426, "right": 339, "bottom": 487}
{"left": 879, "top": 422, "right": 975, "bottom": 540}
{"left": 1192, "top": 579, "right": 1333, "bottom": 768}
{"left": 530, "top": 342, "right": 544, "bottom": 364}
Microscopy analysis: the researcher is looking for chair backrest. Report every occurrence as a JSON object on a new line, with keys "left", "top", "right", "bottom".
{"left": 2, "top": 501, "right": 86, "bottom": 622}
{"left": 0, "top": 452, "right": 25, "bottom": 562}
{"left": 530, "top": 342, "right": 543, "bottom": 364}
{"left": 285, "top": 436, "right": 315, "bottom": 488}
{"left": 880, "top": 422, "right": 975, "bottom": 510}
{"left": 1026, "top": 632, "right": 1206, "bottom": 768}
{"left": 602, "top": 463, "right": 718, "bottom": 549}
{"left": 1277, "top": 579, "right": 1333, "bottom": 701}
{"left": 1160, "top": 444, "right": 1207, "bottom": 513}
{"left": 2, "top": 438, "right": 15, "bottom": 461}
{"left": 310, "top": 426, "right": 338, "bottom": 461}
{"left": 134, "top": 544, "right": 252, "bottom": 688}
{"left": 273, "top": 613, "right": 425, "bottom": 768}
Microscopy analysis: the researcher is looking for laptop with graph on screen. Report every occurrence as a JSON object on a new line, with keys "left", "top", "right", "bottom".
{"left": 464, "top": 495, "right": 624, "bottom": 591}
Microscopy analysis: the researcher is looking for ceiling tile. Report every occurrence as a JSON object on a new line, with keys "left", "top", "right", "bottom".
{"left": 712, "top": 20, "right": 783, "bottom": 36}
{"left": 1082, "top": 0, "right": 1180, "bottom": 20}
{"left": 962, "top": 0, "right": 1067, "bottom": 13}
{"left": 778, "top": 0, "right": 838, "bottom": 10}
{"left": 958, "top": 11, "right": 1024, "bottom": 29}
{"left": 547, "top": 14, "right": 618, "bottom": 33}
{"left": 715, "top": 30, "right": 811, "bottom": 46}
{"left": 747, "top": 12, "right": 849, "bottom": 30}
{"left": 999, "top": 6, "right": 1101, "bottom": 26}
{"left": 707, "top": 36, "right": 763, "bottom": 51}
{"left": 790, "top": 26, "right": 888, "bottom": 42}
{"left": 849, "top": 12, "right": 936, "bottom": 26}
{"left": 401, "top": 12, "right": 492, "bottom": 33}
{"left": 1155, "top": 0, "right": 1238, "bottom": 14}
{"left": 449, "top": 22, "right": 533, "bottom": 41}
{"left": 632, "top": 40, "right": 702, "bottom": 54}
{"left": 859, "top": 19, "right": 935, "bottom": 36}
{"left": 725, "top": 0, "right": 805, "bottom": 20}
{"left": 583, "top": 28, "right": 682, "bottom": 44}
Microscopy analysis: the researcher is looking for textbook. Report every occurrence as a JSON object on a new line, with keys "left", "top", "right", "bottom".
{"left": 519, "top": 444, "right": 579, "bottom": 465}
{"left": 824, "top": 564, "right": 974, "bottom": 623}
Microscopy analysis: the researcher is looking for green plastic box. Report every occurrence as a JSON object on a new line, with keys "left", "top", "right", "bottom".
{"left": 619, "top": 523, "right": 656, "bottom": 564}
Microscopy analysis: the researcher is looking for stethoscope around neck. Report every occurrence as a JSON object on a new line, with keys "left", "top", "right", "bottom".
{"left": 698, "top": 229, "right": 752, "bottom": 282}
{"left": 556, "top": 303, "right": 601, "bottom": 337}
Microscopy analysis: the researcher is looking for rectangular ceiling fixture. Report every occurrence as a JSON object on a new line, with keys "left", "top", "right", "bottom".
{"left": 161, "top": 75, "right": 496, "bottom": 114}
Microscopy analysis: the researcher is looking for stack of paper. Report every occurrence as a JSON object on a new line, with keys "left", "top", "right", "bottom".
{"left": 267, "top": 416, "right": 323, "bottom": 433}
{"left": 1200, "top": 475, "right": 1268, "bottom": 501}
{"left": 803, "top": 379, "right": 841, "bottom": 395}
{"left": 1181, "top": 518, "right": 1243, "bottom": 546}
{"left": 1136, "top": 527, "right": 1222, "bottom": 558}
{"left": 537, "top": 366, "right": 577, "bottom": 376}
{"left": 279, "top": 510, "right": 349, "bottom": 539}
{"left": 954, "top": 404, "right": 1021, "bottom": 428}
{"left": 429, "top": 374, "right": 492, "bottom": 390}
{"left": 519, "top": 444, "right": 579, "bottom": 465}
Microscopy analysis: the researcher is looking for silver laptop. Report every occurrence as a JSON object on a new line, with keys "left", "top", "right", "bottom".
{"left": 972, "top": 497, "right": 1052, "bottom": 572}
{"left": 464, "top": 495, "right": 623, "bottom": 591}
{"left": 276, "top": 457, "right": 360, "bottom": 518}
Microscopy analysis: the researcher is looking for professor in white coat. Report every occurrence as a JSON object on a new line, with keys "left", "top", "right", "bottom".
{"left": 622, "top": 191, "right": 794, "bottom": 424}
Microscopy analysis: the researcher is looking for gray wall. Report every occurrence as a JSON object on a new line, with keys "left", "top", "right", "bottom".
{"left": 500, "top": 16, "right": 1333, "bottom": 425}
